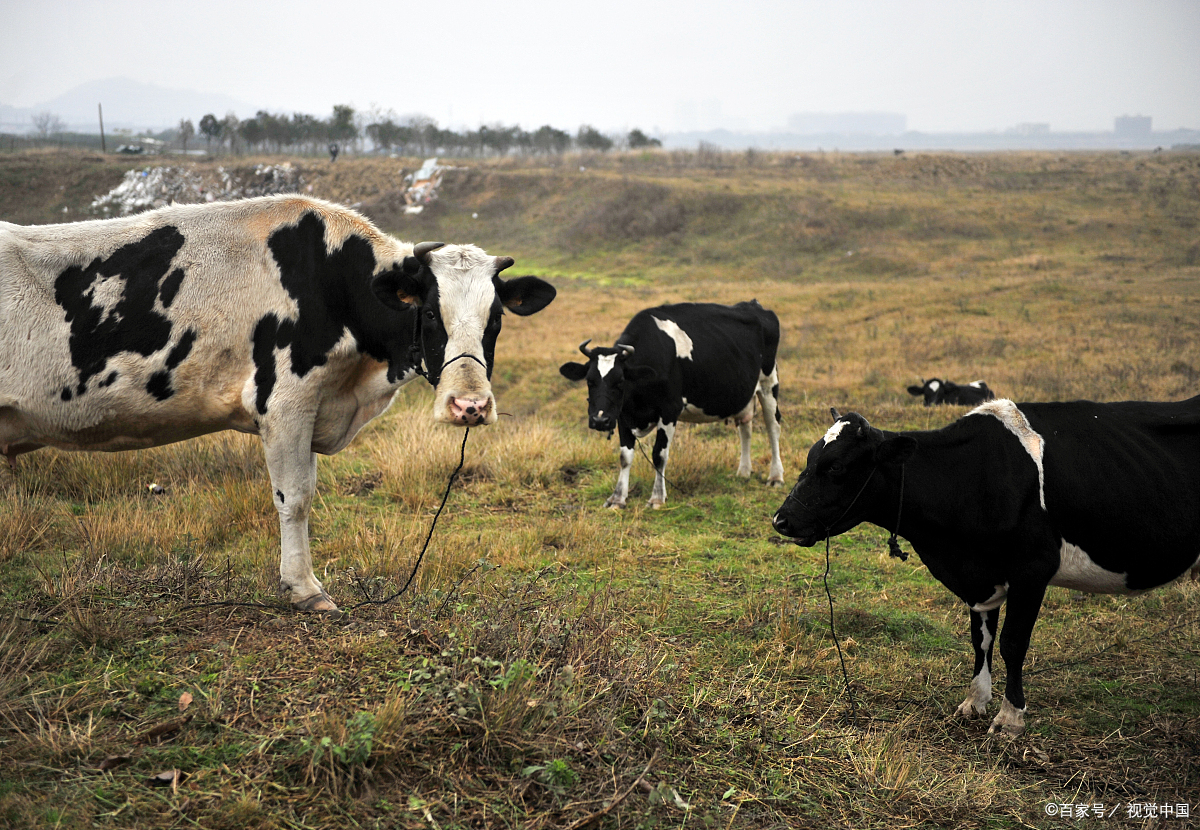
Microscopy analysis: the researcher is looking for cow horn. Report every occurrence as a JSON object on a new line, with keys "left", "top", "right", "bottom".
{"left": 413, "top": 241, "right": 445, "bottom": 264}
{"left": 617, "top": 344, "right": 635, "bottom": 356}
{"left": 830, "top": 407, "right": 841, "bottom": 421}
{"left": 578, "top": 339, "right": 595, "bottom": 358}
{"left": 494, "top": 255, "right": 515, "bottom": 273}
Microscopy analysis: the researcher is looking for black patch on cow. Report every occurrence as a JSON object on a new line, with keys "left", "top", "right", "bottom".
{"left": 276, "top": 490, "right": 285, "bottom": 504}
{"left": 772, "top": 383, "right": 781, "bottom": 422}
{"left": 159, "top": 268, "right": 185, "bottom": 307}
{"left": 145, "top": 329, "right": 197, "bottom": 401}
{"left": 54, "top": 225, "right": 188, "bottom": 399}
{"left": 60, "top": 388, "right": 72, "bottom": 401}
{"left": 251, "top": 313, "right": 292, "bottom": 414}
{"left": 250, "top": 212, "right": 424, "bottom": 412}
{"left": 100, "top": 371, "right": 119, "bottom": 388}
{"left": 268, "top": 213, "right": 382, "bottom": 374}
{"left": 250, "top": 211, "right": 430, "bottom": 410}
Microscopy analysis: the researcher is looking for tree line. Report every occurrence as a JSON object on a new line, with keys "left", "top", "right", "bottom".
{"left": 178, "top": 105, "right": 662, "bottom": 157}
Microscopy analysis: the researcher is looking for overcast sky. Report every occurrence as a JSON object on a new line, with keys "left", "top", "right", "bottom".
{"left": 2, "top": 0, "right": 1197, "bottom": 133}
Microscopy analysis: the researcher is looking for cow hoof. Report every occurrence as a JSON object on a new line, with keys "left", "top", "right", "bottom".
{"left": 766, "top": 479, "right": 785, "bottom": 488}
{"left": 987, "top": 699, "right": 1026, "bottom": 736}
{"left": 987, "top": 720, "right": 1024, "bottom": 738}
{"left": 647, "top": 500, "right": 665, "bottom": 509}
{"left": 604, "top": 498, "right": 626, "bottom": 510}
{"left": 293, "top": 591, "right": 342, "bottom": 616}
{"left": 954, "top": 699, "right": 988, "bottom": 719}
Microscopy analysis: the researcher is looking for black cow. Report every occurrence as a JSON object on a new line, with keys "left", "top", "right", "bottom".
{"left": 907, "top": 378, "right": 995, "bottom": 407}
{"left": 772, "top": 397, "right": 1200, "bottom": 735}
{"left": 559, "top": 301, "right": 784, "bottom": 508}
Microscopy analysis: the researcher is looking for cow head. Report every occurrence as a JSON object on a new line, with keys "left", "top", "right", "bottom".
{"left": 772, "top": 409, "right": 916, "bottom": 546}
{"left": 372, "top": 242, "right": 555, "bottom": 426}
{"left": 558, "top": 340, "right": 656, "bottom": 433}
{"left": 907, "top": 378, "right": 944, "bottom": 407}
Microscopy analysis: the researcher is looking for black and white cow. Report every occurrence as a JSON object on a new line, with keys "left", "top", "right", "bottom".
{"left": 0, "top": 195, "right": 555, "bottom": 612}
{"left": 772, "top": 397, "right": 1200, "bottom": 735}
{"left": 558, "top": 301, "right": 784, "bottom": 508}
{"left": 907, "top": 378, "right": 995, "bottom": 407}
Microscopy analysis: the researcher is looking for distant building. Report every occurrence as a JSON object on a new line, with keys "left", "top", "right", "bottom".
{"left": 787, "top": 112, "right": 906, "bottom": 135}
{"left": 1114, "top": 115, "right": 1152, "bottom": 136}
{"left": 1010, "top": 123, "right": 1050, "bottom": 136}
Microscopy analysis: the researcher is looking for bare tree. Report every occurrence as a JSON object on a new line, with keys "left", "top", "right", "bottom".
{"left": 220, "top": 113, "right": 240, "bottom": 154}
{"left": 32, "top": 111, "right": 66, "bottom": 140}
{"left": 178, "top": 118, "right": 195, "bottom": 153}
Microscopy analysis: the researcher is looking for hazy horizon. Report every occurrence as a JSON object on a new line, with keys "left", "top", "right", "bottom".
{"left": 2, "top": 0, "right": 1197, "bottom": 135}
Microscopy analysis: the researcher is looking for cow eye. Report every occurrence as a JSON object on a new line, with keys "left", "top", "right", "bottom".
{"left": 828, "top": 462, "right": 845, "bottom": 473}
{"left": 424, "top": 310, "right": 436, "bottom": 321}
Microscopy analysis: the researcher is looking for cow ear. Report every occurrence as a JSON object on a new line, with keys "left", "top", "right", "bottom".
{"left": 559, "top": 362, "right": 589, "bottom": 382}
{"left": 829, "top": 407, "right": 841, "bottom": 421}
{"left": 495, "top": 275, "right": 556, "bottom": 316}
{"left": 372, "top": 265, "right": 426, "bottom": 310}
{"left": 906, "top": 386, "right": 924, "bottom": 396}
{"left": 625, "top": 365, "right": 657, "bottom": 382}
{"left": 875, "top": 435, "right": 917, "bottom": 466}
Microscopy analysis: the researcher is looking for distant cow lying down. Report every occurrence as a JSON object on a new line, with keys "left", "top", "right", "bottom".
{"left": 908, "top": 378, "right": 995, "bottom": 407}
{"left": 0, "top": 196, "right": 555, "bottom": 613}
{"left": 773, "top": 397, "right": 1200, "bottom": 735}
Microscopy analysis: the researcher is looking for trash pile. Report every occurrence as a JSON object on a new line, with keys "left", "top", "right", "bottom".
{"left": 91, "top": 163, "right": 305, "bottom": 216}
{"left": 402, "top": 157, "right": 446, "bottom": 214}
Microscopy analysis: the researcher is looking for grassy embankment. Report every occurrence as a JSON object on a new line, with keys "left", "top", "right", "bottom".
{"left": 1, "top": 149, "right": 1199, "bottom": 828}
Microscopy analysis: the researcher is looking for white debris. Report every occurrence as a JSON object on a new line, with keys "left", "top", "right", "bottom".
{"left": 402, "top": 157, "right": 445, "bottom": 214}
{"left": 91, "top": 163, "right": 304, "bottom": 216}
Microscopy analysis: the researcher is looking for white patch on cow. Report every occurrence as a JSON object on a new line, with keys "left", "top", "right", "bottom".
{"left": 86, "top": 274, "right": 126, "bottom": 323}
{"left": 680, "top": 402, "right": 721, "bottom": 423}
{"left": 1051, "top": 540, "right": 1131, "bottom": 593}
{"left": 823, "top": 419, "right": 848, "bottom": 445}
{"left": 970, "top": 583, "right": 1008, "bottom": 612}
{"left": 969, "top": 380, "right": 984, "bottom": 388}
{"left": 632, "top": 419, "right": 663, "bottom": 440}
{"left": 597, "top": 354, "right": 617, "bottom": 378}
{"left": 980, "top": 616, "right": 994, "bottom": 653}
{"left": 652, "top": 317, "right": 694, "bottom": 360}
{"left": 928, "top": 380, "right": 941, "bottom": 392}
{"left": 967, "top": 399, "right": 1046, "bottom": 510}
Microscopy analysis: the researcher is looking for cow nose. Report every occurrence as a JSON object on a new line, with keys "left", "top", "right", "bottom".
{"left": 772, "top": 512, "right": 792, "bottom": 534}
{"left": 590, "top": 416, "right": 614, "bottom": 432}
{"left": 449, "top": 396, "right": 491, "bottom": 426}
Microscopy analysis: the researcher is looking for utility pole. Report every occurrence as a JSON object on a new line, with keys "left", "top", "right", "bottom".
{"left": 98, "top": 103, "right": 106, "bottom": 153}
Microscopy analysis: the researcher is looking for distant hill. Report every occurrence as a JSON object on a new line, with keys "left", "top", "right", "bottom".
{"left": 0, "top": 77, "right": 260, "bottom": 133}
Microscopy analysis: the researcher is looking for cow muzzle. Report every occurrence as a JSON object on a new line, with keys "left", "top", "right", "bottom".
{"left": 447, "top": 395, "right": 493, "bottom": 426}
{"left": 772, "top": 510, "right": 817, "bottom": 546}
{"left": 589, "top": 414, "right": 615, "bottom": 433}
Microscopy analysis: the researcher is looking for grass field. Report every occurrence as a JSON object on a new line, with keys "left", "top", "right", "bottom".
{"left": 1, "top": 148, "right": 1199, "bottom": 829}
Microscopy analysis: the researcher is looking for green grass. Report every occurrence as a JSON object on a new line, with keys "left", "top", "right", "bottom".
{"left": 2, "top": 148, "right": 1199, "bottom": 828}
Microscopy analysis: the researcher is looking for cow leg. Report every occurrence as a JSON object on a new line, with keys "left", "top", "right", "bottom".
{"left": 755, "top": 368, "right": 784, "bottom": 486}
{"left": 955, "top": 606, "right": 1000, "bottom": 718}
{"left": 736, "top": 416, "right": 753, "bottom": 478}
{"left": 0, "top": 454, "right": 14, "bottom": 492}
{"left": 604, "top": 424, "right": 635, "bottom": 509}
{"left": 989, "top": 581, "right": 1047, "bottom": 736}
{"left": 648, "top": 422, "right": 675, "bottom": 508}
{"left": 262, "top": 429, "right": 338, "bottom": 613}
